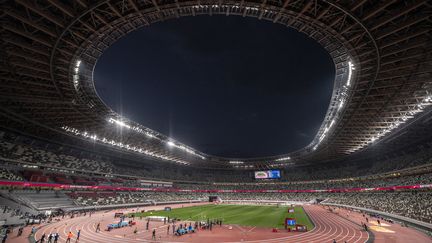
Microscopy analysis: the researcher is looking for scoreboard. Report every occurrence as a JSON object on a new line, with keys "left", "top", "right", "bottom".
{"left": 254, "top": 170, "right": 281, "bottom": 179}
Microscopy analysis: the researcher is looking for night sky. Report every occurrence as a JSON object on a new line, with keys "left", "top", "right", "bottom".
{"left": 94, "top": 16, "right": 335, "bottom": 158}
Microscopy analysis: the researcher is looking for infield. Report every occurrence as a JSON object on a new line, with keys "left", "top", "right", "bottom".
{"left": 130, "top": 204, "right": 314, "bottom": 229}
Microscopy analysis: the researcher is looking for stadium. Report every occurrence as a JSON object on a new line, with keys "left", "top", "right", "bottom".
{"left": 0, "top": 0, "right": 432, "bottom": 242}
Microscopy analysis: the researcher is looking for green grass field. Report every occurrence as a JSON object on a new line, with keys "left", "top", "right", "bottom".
{"left": 130, "top": 204, "right": 314, "bottom": 229}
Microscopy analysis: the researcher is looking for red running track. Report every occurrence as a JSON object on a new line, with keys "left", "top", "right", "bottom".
{"left": 31, "top": 204, "right": 369, "bottom": 243}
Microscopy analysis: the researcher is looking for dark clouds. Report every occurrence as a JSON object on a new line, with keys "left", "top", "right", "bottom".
{"left": 94, "top": 15, "right": 335, "bottom": 158}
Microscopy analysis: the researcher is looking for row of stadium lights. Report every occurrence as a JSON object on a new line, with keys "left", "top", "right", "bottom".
{"left": 347, "top": 93, "right": 432, "bottom": 153}
{"left": 231, "top": 163, "right": 289, "bottom": 169}
{"left": 72, "top": 60, "right": 81, "bottom": 91}
{"left": 270, "top": 156, "right": 294, "bottom": 168}
{"left": 61, "top": 126, "right": 190, "bottom": 165}
{"left": 312, "top": 61, "right": 355, "bottom": 151}
{"left": 107, "top": 117, "right": 294, "bottom": 166}
{"left": 108, "top": 118, "right": 156, "bottom": 139}
{"left": 229, "top": 161, "right": 253, "bottom": 168}
{"left": 107, "top": 118, "right": 206, "bottom": 160}
{"left": 233, "top": 165, "right": 254, "bottom": 169}
{"left": 229, "top": 158, "right": 291, "bottom": 164}
{"left": 191, "top": 4, "right": 292, "bottom": 18}
{"left": 193, "top": 4, "right": 260, "bottom": 11}
{"left": 229, "top": 156, "right": 291, "bottom": 168}
{"left": 229, "top": 161, "right": 249, "bottom": 169}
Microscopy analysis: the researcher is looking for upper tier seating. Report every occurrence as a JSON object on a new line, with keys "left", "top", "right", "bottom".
{"left": 0, "top": 140, "right": 113, "bottom": 174}
{"left": 1, "top": 130, "right": 431, "bottom": 184}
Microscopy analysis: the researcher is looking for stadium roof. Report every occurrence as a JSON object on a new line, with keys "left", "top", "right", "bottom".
{"left": 1, "top": 0, "right": 431, "bottom": 169}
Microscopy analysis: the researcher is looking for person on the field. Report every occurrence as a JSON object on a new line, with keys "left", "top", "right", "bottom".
{"left": 167, "top": 225, "right": 170, "bottom": 235}
{"left": 47, "top": 233, "right": 53, "bottom": 243}
{"left": 96, "top": 223, "right": 100, "bottom": 232}
{"left": 39, "top": 233, "right": 46, "bottom": 243}
{"left": 66, "top": 231, "right": 73, "bottom": 243}
{"left": 76, "top": 229, "right": 80, "bottom": 241}
{"left": 54, "top": 233, "right": 59, "bottom": 243}
{"left": 17, "top": 226, "right": 24, "bottom": 236}
{"left": 2, "top": 233, "right": 7, "bottom": 243}
{"left": 152, "top": 229, "right": 156, "bottom": 240}
{"left": 172, "top": 224, "right": 176, "bottom": 234}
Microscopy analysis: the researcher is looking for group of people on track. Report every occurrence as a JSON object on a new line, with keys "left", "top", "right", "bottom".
{"left": 34, "top": 229, "right": 79, "bottom": 243}
{"left": 5, "top": 206, "right": 226, "bottom": 242}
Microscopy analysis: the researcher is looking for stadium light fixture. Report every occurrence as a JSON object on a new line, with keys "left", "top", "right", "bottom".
{"left": 275, "top": 157, "right": 290, "bottom": 161}
{"left": 165, "top": 140, "right": 206, "bottom": 159}
{"left": 108, "top": 118, "right": 131, "bottom": 129}
{"left": 229, "top": 161, "right": 244, "bottom": 164}
{"left": 338, "top": 99, "right": 345, "bottom": 110}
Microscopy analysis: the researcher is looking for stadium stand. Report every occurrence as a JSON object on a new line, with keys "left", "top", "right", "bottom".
{"left": 325, "top": 191, "right": 432, "bottom": 224}
{"left": 0, "top": 133, "right": 113, "bottom": 174}
{"left": 0, "top": 129, "right": 431, "bottom": 231}
{"left": 1, "top": 130, "right": 432, "bottom": 184}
